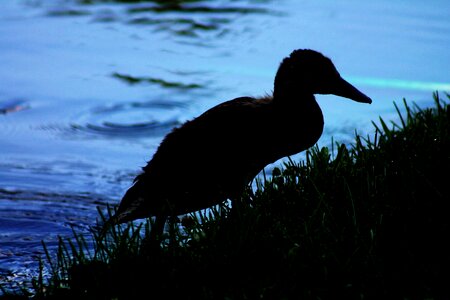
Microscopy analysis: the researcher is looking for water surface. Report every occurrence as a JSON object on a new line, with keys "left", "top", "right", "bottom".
{"left": 1, "top": 0, "right": 449, "bottom": 288}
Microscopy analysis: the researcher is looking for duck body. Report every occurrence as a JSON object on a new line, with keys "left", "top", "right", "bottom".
{"left": 117, "top": 93, "right": 323, "bottom": 221}
{"left": 110, "top": 49, "right": 371, "bottom": 231}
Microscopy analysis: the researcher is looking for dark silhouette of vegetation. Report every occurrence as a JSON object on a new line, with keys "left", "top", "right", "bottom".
{"left": 1, "top": 93, "right": 449, "bottom": 299}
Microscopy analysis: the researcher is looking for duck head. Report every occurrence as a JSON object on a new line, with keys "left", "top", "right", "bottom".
{"left": 274, "top": 49, "right": 372, "bottom": 104}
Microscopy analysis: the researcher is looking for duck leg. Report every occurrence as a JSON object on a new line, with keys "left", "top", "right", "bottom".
{"left": 151, "top": 215, "right": 167, "bottom": 242}
{"left": 141, "top": 215, "right": 167, "bottom": 253}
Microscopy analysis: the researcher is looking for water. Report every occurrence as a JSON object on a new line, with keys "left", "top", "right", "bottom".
{"left": 1, "top": 0, "right": 449, "bottom": 288}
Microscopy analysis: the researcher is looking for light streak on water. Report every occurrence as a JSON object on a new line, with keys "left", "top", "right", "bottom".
{"left": 348, "top": 76, "right": 450, "bottom": 92}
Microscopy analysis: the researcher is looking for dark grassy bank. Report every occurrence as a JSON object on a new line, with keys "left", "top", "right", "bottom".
{"left": 2, "top": 93, "right": 450, "bottom": 299}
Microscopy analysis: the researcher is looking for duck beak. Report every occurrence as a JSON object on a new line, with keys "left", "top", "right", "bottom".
{"left": 333, "top": 76, "right": 372, "bottom": 104}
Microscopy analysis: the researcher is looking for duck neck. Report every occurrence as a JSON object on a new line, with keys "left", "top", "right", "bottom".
{"left": 273, "top": 87, "right": 316, "bottom": 108}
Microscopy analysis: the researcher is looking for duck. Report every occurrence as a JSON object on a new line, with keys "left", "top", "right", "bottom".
{"left": 107, "top": 49, "right": 372, "bottom": 240}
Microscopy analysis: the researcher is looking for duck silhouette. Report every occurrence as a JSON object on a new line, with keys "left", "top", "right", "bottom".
{"left": 108, "top": 49, "right": 372, "bottom": 239}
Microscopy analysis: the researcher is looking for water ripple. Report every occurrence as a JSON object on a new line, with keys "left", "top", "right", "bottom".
{"left": 70, "top": 100, "right": 184, "bottom": 138}
{"left": 0, "top": 188, "right": 109, "bottom": 290}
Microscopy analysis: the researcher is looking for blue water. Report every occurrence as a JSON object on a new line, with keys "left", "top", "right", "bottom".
{"left": 1, "top": 0, "right": 449, "bottom": 288}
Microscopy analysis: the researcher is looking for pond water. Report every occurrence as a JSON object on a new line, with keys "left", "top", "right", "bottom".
{"left": 1, "top": 0, "right": 449, "bottom": 289}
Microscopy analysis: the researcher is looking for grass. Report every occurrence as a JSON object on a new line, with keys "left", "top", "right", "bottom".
{"left": 1, "top": 93, "right": 450, "bottom": 299}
